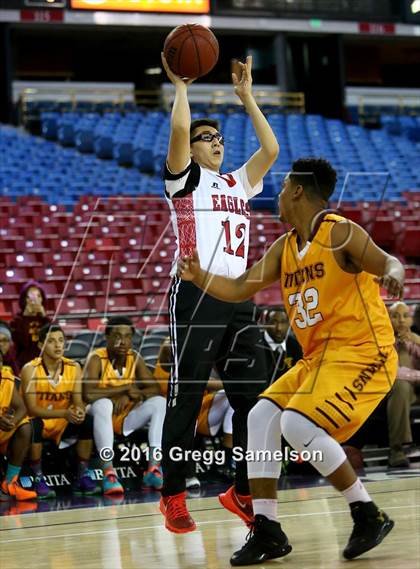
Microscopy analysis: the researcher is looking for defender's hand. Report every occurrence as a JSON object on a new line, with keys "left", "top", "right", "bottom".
{"left": 374, "top": 273, "right": 404, "bottom": 299}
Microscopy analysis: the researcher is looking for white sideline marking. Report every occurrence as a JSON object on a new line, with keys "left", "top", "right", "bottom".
{"left": 0, "top": 504, "right": 418, "bottom": 544}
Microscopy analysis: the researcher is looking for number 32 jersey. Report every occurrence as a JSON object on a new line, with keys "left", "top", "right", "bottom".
{"left": 164, "top": 160, "right": 262, "bottom": 278}
{"left": 281, "top": 212, "right": 395, "bottom": 358}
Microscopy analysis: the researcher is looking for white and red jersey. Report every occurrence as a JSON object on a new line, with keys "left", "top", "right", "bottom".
{"left": 164, "top": 160, "right": 263, "bottom": 278}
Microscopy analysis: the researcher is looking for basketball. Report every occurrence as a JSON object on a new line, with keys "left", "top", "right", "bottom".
{"left": 163, "top": 23, "right": 219, "bottom": 79}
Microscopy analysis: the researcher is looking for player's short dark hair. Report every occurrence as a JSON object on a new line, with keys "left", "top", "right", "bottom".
{"left": 290, "top": 158, "right": 337, "bottom": 202}
{"left": 267, "top": 307, "right": 287, "bottom": 319}
{"left": 39, "top": 324, "right": 65, "bottom": 344}
{"left": 105, "top": 316, "right": 135, "bottom": 336}
{"left": 190, "top": 119, "right": 220, "bottom": 140}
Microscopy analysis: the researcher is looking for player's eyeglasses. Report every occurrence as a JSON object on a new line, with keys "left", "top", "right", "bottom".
{"left": 190, "top": 132, "right": 224, "bottom": 145}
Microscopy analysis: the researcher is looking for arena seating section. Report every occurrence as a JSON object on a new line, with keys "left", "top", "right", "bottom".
{"left": 1, "top": 108, "right": 419, "bottom": 334}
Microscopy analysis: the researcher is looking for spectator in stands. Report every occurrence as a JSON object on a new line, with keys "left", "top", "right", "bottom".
{"left": 20, "top": 324, "right": 98, "bottom": 498}
{"left": 83, "top": 316, "right": 166, "bottom": 494}
{"left": 155, "top": 337, "right": 234, "bottom": 486}
{"left": 412, "top": 303, "right": 420, "bottom": 334}
{"left": 388, "top": 302, "right": 420, "bottom": 467}
{"left": 259, "top": 308, "right": 303, "bottom": 382}
{"left": 0, "top": 320, "right": 20, "bottom": 378}
{"left": 10, "top": 281, "right": 50, "bottom": 369}
{"left": 0, "top": 348, "right": 37, "bottom": 501}
{"left": 411, "top": 304, "right": 420, "bottom": 365}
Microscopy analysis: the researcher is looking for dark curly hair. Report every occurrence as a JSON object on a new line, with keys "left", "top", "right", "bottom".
{"left": 290, "top": 158, "right": 337, "bottom": 202}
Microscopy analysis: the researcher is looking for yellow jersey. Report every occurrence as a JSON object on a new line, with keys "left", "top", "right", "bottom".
{"left": 154, "top": 361, "right": 169, "bottom": 397}
{"left": 281, "top": 212, "right": 395, "bottom": 358}
{"left": 0, "top": 367, "right": 15, "bottom": 416}
{"left": 92, "top": 348, "right": 136, "bottom": 388}
{"left": 29, "top": 357, "right": 77, "bottom": 411}
{"left": 91, "top": 348, "right": 137, "bottom": 435}
{"left": 0, "top": 366, "right": 29, "bottom": 452}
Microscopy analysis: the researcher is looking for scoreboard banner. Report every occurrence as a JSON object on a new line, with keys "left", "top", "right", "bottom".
{"left": 70, "top": 0, "right": 209, "bottom": 13}
{"left": 212, "top": 0, "right": 398, "bottom": 22}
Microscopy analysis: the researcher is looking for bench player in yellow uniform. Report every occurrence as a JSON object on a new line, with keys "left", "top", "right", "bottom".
{"left": 0, "top": 349, "right": 36, "bottom": 501}
{"left": 21, "top": 324, "right": 98, "bottom": 498}
{"left": 84, "top": 316, "right": 166, "bottom": 494}
{"left": 155, "top": 337, "right": 234, "bottom": 486}
{"left": 178, "top": 158, "right": 404, "bottom": 564}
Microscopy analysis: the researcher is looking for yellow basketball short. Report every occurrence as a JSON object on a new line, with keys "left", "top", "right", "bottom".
{"left": 0, "top": 417, "right": 29, "bottom": 455}
{"left": 42, "top": 418, "right": 68, "bottom": 445}
{"left": 112, "top": 401, "right": 136, "bottom": 435}
{"left": 261, "top": 344, "right": 397, "bottom": 443}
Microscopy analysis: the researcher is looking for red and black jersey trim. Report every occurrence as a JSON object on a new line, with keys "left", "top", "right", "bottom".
{"left": 163, "top": 160, "right": 201, "bottom": 199}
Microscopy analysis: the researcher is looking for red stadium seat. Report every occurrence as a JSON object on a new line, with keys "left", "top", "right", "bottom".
{"left": 0, "top": 301, "right": 10, "bottom": 319}
{"left": 67, "top": 280, "right": 100, "bottom": 295}
{"left": 33, "top": 266, "right": 71, "bottom": 281}
{"left": 24, "top": 238, "right": 50, "bottom": 252}
{"left": 72, "top": 265, "right": 105, "bottom": 280}
{"left": 94, "top": 294, "right": 137, "bottom": 313}
{"left": 404, "top": 279, "right": 420, "bottom": 299}
{"left": 405, "top": 266, "right": 418, "bottom": 279}
{"left": 42, "top": 251, "right": 76, "bottom": 266}
{"left": 135, "top": 293, "right": 167, "bottom": 311}
{"left": 110, "top": 264, "right": 140, "bottom": 279}
{"left": 79, "top": 250, "right": 114, "bottom": 265}
{"left": 253, "top": 286, "right": 282, "bottom": 306}
{"left": 6, "top": 252, "right": 44, "bottom": 267}
{"left": 400, "top": 227, "right": 420, "bottom": 258}
{"left": 61, "top": 297, "right": 93, "bottom": 315}
{"left": 49, "top": 238, "right": 83, "bottom": 252}
{"left": 0, "top": 266, "right": 32, "bottom": 283}
{"left": 142, "top": 277, "right": 171, "bottom": 294}
{"left": 0, "top": 283, "right": 19, "bottom": 298}
{"left": 370, "top": 217, "right": 396, "bottom": 249}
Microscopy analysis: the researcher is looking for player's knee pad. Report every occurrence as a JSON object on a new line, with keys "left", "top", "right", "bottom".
{"left": 281, "top": 410, "right": 346, "bottom": 477}
{"left": 248, "top": 398, "right": 280, "bottom": 433}
{"left": 247, "top": 399, "right": 283, "bottom": 480}
{"left": 280, "top": 409, "right": 318, "bottom": 451}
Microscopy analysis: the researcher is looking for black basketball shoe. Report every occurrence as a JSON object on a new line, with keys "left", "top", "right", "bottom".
{"left": 230, "top": 514, "right": 292, "bottom": 566}
{"left": 343, "top": 501, "right": 394, "bottom": 560}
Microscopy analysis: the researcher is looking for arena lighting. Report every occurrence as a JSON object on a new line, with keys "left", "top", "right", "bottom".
{"left": 145, "top": 67, "right": 163, "bottom": 75}
{"left": 70, "top": 0, "right": 210, "bottom": 13}
{"left": 411, "top": 0, "right": 420, "bottom": 14}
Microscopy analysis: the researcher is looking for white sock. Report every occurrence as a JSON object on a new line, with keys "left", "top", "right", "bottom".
{"left": 342, "top": 478, "right": 371, "bottom": 504}
{"left": 252, "top": 499, "right": 277, "bottom": 522}
{"left": 88, "top": 398, "right": 114, "bottom": 453}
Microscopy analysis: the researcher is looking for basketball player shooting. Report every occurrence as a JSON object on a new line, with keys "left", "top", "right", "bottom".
{"left": 178, "top": 158, "right": 404, "bottom": 564}
{"left": 159, "top": 52, "right": 280, "bottom": 534}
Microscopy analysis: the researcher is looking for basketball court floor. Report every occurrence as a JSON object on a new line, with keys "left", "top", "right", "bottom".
{"left": 1, "top": 467, "right": 419, "bottom": 569}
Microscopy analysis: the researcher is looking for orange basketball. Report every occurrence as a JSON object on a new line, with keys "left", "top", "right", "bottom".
{"left": 163, "top": 23, "right": 219, "bottom": 79}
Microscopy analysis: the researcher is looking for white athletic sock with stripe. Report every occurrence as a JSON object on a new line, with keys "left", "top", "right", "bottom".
{"left": 342, "top": 478, "right": 371, "bottom": 504}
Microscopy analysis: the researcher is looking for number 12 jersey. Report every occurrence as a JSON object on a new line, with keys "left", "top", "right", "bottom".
{"left": 164, "top": 160, "right": 262, "bottom": 278}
